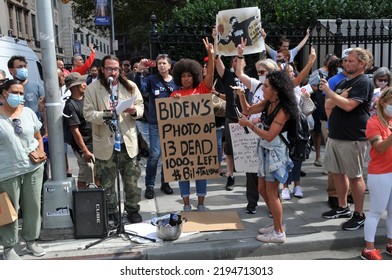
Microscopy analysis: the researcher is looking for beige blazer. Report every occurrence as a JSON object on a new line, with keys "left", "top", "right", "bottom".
{"left": 83, "top": 79, "right": 144, "bottom": 160}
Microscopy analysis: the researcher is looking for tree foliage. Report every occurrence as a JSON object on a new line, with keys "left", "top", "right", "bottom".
{"left": 71, "top": 0, "right": 392, "bottom": 58}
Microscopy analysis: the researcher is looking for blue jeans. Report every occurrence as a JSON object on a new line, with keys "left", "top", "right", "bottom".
{"left": 145, "top": 124, "right": 164, "bottom": 187}
{"left": 136, "top": 120, "right": 150, "bottom": 149}
{"left": 179, "top": 179, "right": 207, "bottom": 197}
{"left": 216, "top": 126, "right": 224, "bottom": 164}
{"left": 286, "top": 160, "right": 302, "bottom": 184}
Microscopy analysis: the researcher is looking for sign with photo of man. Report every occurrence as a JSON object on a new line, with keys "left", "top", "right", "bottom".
{"left": 216, "top": 7, "right": 264, "bottom": 56}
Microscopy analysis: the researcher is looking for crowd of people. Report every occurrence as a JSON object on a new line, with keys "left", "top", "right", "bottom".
{"left": 1, "top": 26, "right": 392, "bottom": 261}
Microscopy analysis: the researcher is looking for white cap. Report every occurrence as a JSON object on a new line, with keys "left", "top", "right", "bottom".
{"left": 342, "top": 48, "right": 353, "bottom": 59}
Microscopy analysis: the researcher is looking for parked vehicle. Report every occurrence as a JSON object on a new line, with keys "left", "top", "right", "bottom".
{"left": 0, "top": 35, "right": 43, "bottom": 85}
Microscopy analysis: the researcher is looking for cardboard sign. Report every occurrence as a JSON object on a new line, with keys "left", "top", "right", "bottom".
{"left": 216, "top": 7, "right": 265, "bottom": 56}
{"left": 0, "top": 192, "right": 18, "bottom": 226}
{"left": 156, "top": 94, "right": 220, "bottom": 182}
{"left": 229, "top": 123, "right": 259, "bottom": 173}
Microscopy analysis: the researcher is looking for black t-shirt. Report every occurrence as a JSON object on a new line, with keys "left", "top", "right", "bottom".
{"left": 220, "top": 69, "right": 247, "bottom": 119}
{"left": 328, "top": 74, "right": 373, "bottom": 141}
{"left": 63, "top": 97, "right": 93, "bottom": 152}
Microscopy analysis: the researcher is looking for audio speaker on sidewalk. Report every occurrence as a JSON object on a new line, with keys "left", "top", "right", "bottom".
{"left": 72, "top": 188, "right": 108, "bottom": 239}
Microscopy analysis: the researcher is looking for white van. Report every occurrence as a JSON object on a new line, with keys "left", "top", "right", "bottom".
{"left": 0, "top": 35, "right": 43, "bottom": 85}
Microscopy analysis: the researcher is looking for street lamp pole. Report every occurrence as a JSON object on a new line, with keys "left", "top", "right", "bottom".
{"left": 36, "top": 1, "right": 75, "bottom": 230}
{"left": 110, "top": 0, "right": 115, "bottom": 54}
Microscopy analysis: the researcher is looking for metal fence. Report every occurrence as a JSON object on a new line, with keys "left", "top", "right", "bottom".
{"left": 149, "top": 15, "right": 392, "bottom": 71}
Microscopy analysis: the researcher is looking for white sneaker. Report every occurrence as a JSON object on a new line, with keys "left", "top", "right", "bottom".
{"left": 281, "top": 188, "right": 291, "bottom": 200}
{"left": 3, "top": 247, "right": 22, "bottom": 260}
{"left": 258, "top": 223, "right": 286, "bottom": 234}
{"left": 183, "top": 205, "right": 192, "bottom": 212}
{"left": 293, "top": 185, "right": 304, "bottom": 198}
{"left": 26, "top": 241, "right": 46, "bottom": 257}
{"left": 256, "top": 230, "right": 286, "bottom": 243}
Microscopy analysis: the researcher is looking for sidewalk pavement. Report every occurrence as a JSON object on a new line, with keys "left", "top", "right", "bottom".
{"left": 6, "top": 147, "right": 387, "bottom": 260}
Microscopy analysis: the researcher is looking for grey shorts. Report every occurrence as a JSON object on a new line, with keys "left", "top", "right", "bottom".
{"left": 73, "top": 150, "right": 95, "bottom": 183}
{"left": 324, "top": 138, "right": 367, "bottom": 179}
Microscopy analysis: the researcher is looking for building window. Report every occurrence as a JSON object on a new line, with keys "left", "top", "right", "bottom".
{"left": 8, "top": 5, "right": 13, "bottom": 34}
{"left": 24, "top": 12, "right": 29, "bottom": 36}
{"left": 80, "top": 33, "right": 84, "bottom": 45}
{"left": 74, "top": 28, "right": 78, "bottom": 42}
{"left": 55, "top": 25, "right": 60, "bottom": 48}
{"left": 16, "top": 8, "right": 22, "bottom": 35}
{"left": 31, "top": 14, "right": 37, "bottom": 41}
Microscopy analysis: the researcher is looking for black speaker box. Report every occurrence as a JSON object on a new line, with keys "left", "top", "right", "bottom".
{"left": 72, "top": 188, "right": 108, "bottom": 239}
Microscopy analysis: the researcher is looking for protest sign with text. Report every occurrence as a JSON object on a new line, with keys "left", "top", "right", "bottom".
{"left": 229, "top": 123, "right": 259, "bottom": 173}
{"left": 156, "top": 94, "right": 220, "bottom": 182}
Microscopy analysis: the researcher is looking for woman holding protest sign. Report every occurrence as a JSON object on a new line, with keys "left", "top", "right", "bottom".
{"left": 170, "top": 37, "right": 214, "bottom": 212}
{"left": 0, "top": 79, "right": 45, "bottom": 260}
{"left": 235, "top": 70, "right": 298, "bottom": 243}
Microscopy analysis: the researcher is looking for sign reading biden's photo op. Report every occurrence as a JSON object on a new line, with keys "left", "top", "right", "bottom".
{"left": 156, "top": 94, "right": 220, "bottom": 182}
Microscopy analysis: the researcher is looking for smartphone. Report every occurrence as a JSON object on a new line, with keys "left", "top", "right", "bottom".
{"left": 145, "top": 59, "right": 156, "bottom": 67}
{"left": 234, "top": 105, "right": 249, "bottom": 134}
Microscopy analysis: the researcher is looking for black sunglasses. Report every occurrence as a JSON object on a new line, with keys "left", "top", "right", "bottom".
{"left": 12, "top": 118, "right": 23, "bottom": 135}
{"left": 257, "top": 70, "right": 267, "bottom": 75}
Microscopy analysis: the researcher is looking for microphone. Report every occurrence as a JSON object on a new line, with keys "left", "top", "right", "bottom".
{"left": 108, "top": 76, "right": 114, "bottom": 88}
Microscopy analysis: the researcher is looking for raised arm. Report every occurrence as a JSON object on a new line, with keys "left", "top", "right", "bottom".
{"left": 235, "top": 37, "right": 252, "bottom": 89}
{"left": 292, "top": 46, "right": 316, "bottom": 87}
{"left": 202, "top": 37, "right": 214, "bottom": 89}
{"left": 294, "top": 28, "right": 310, "bottom": 52}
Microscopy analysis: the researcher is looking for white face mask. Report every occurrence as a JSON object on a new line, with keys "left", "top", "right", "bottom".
{"left": 384, "top": 104, "right": 392, "bottom": 117}
{"left": 258, "top": 75, "right": 266, "bottom": 84}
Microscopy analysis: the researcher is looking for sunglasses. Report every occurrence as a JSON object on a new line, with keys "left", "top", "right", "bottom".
{"left": 123, "top": 64, "right": 130, "bottom": 67}
{"left": 12, "top": 118, "right": 23, "bottom": 135}
{"left": 377, "top": 79, "right": 389, "bottom": 83}
{"left": 257, "top": 70, "right": 267, "bottom": 75}
{"left": 0, "top": 78, "right": 9, "bottom": 85}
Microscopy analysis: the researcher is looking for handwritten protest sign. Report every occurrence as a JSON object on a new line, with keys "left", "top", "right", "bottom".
{"left": 216, "top": 7, "right": 264, "bottom": 56}
{"left": 156, "top": 94, "right": 220, "bottom": 182}
{"left": 229, "top": 123, "right": 259, "bottom": 173}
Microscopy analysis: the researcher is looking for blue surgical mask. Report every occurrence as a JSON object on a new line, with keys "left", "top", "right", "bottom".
{"left": 337, "top": 67, "right": 343, "bottom": 73}
{"left": 6, "top": 92, "right": 24, "bottom": 108}
{"left": 384, "top": 104, "right": 392, "bottom": 117}
{"left": 16, "top": 68, "right": 28, "bottom": 81}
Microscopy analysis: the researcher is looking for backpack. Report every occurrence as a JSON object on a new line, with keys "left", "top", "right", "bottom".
{"left": 63, "top": 99, "right": 76, "bottom": 146}
{"left": 280, "top": 112, "right": 311, "bottom": 162}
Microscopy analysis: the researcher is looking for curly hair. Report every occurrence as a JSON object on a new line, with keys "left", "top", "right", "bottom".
{"left": 172, "top": 58, "right": 203, "bottom": 88}
{"left": 266, "top": 71, "right": 298, "bottom": 120}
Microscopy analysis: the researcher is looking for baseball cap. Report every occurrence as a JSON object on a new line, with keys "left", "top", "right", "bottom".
{"left": 341, "top": 48, "right": 353, "bottom": 59}
{"left": 65, "top": 72, "right": 87, "bottom": 89}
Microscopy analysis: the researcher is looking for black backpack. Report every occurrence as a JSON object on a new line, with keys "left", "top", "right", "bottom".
{"left": 63, "top": 98, "right": 76, "bottom": 146}
{"left": 280, "top": 111, "right": 311, "bottom": 162}
{"left": 262, "top": 101, "right": 311, "bottom": 162}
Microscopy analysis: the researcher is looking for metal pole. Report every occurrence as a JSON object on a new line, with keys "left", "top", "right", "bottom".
{"left": 236, "top": 0, "right": 242, "bottom": 8}
{"left": 36, "top": 1, "right": 65, "bottom": 181}
{"left": 36, "top": 1, "right": 75, "bottom": 230}
{"left": 111, "top": 0, "right": 115, "bottom": 54}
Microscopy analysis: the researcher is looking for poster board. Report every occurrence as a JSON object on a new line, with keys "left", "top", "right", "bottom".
{"left": 229, "top": 123, "right": 259, "bottom": 173}
{"left": 216, "top": 7, "right": 264, "bottom": 56}
{"left": 156, "top": 94, "right": 220, "bottom": 182}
